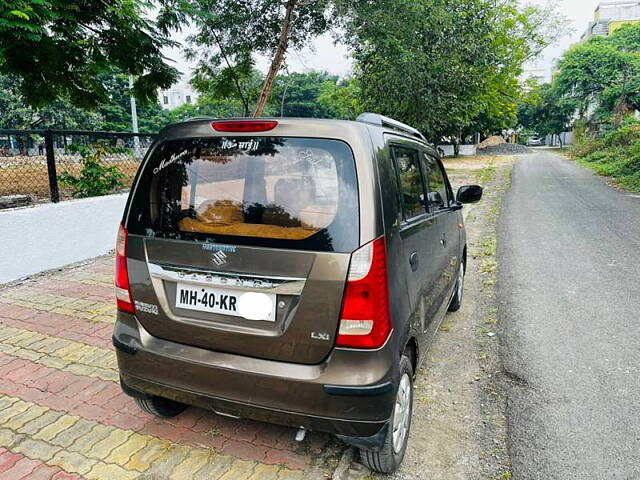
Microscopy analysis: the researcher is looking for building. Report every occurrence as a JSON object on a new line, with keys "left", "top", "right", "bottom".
{"left": 158, "top": 79, "right": 199, "bottom": 110}
{"left": 581, "top": 1, "right": 640, "bottom": 41}
{"left": 521, "top": 61, "right": 552, "bottom": 86}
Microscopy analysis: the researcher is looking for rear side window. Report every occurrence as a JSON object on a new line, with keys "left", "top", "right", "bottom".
{"left": 423, "top": 154, "right": 450, "bottom": 211}
{"left": 127, "top": 137, "right": 359, "bottom": 253}
{"left": 391, "top": 145, "right": 426, "bottom": 220}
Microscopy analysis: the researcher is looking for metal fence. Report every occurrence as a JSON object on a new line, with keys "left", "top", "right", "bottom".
{"left": 0, "top": 129, "right": 156, "bottom": 204}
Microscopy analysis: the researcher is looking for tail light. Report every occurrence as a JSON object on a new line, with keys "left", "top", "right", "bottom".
{"left": 211, "top": 120, "right": 278, "bottom": 132}
{"left": 115, "top": 224, "right": 134, "bottom": 313}
{"left": 336, "top": 237, "right": 392, "bottom": 349}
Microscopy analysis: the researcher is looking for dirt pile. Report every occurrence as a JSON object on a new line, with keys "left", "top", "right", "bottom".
{"left": 477, "top": 135, "right": 506, "bottom": 149}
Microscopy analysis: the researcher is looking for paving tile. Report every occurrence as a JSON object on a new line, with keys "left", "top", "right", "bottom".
{"left": 33, "top": 415, "right": 80, "bottom": 442}
{"left": 125, "top": 438, "right": 171, "bottom": 472}
{"left": 104, "top": 434, "right": 150, "bottom": 465}
{"left": 1, "top": 456, "right": 41, "bottom": 478}
{"left": 0, "top": 450, "right": 23, "bottom": 473}
{"left": 0, "top": 257, "right": 333, "bottom": 478}
{"left": 169, "top": 449, "right": 213, "bottom": 479}
{"left": 27, "top": 464, "right": 64, "bottom": 480}
{"left": 18, "top": 409, "right": 64, "bottom": 435}
{"left": 219, "top": 459, "right": 257, "bottom": 480}
{"left": 12, "top": 437, "right": 62, "bottom": 462}
{"left": 85, "top": 462, "right": 139, "bottom": 480}
{"left": 85, "top": 427, "right": 131, "bottom": 460}
{"left": 49, "top": 450, "right": 97, "bottom": 475}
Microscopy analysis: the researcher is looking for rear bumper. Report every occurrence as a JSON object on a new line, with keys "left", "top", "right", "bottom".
{"left": 114, "top": 312, "right": 396, "bottom": 438}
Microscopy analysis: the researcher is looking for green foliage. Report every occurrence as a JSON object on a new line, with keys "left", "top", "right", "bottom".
{"left": 338, "top": 0, "right": 565, "bottom": 141}
{"left": 0, "top": 0, "right": 179, "bottom": 108}
{"left": 59, "top": 144, "right": 126, "bottom": 198}
{"left": 518, "top": 82, "right": 577, "bottom": 144}
{"left": 570, "top": 118, "right": 640, "bottom": 192}
{"left": 555, "top": 23, "right": 640, "bottom": 121}
{"left": 272, "top": 72, "right": 340, "bottom": 118}
{"left": 162, "top": 0, "right": 336, "bottom": 115}
{"left": 96, "top": 73, "right": 172, "bottom": 133}
{"left": 317, "top": 78, "right": 362, "bottom": 120}
{"left": 0, "top": 74, "right": 102, "bottom": 129}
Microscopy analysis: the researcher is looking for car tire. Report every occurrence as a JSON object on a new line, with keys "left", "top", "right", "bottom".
{"left": 448, "top": 258, "right": 465, "bottom": 312}
{"left": 359, "top": 355, "right": 413, "bottom": 474}
{"left": 135, "top": 396, "right": 188, "bottom": 418}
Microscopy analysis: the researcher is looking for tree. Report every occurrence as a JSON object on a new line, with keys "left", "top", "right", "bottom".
{"left": 272, "top": 71, "right": 340, "bottom": 118}
{"left": 191, "top": 64, "right": 266, "bottom": 117}
{"left": 338, "top": 0, "right": 565, "bottom": 147}
{"left": 338, "top": 0, "right": 563, "bottom": 146}
{"left": 0, "top": 0, "right": 179, "bottom": 108}
{"left": 317, "top": 78, "right": 362, "bottom": 120}
{"left": 160, "top": 0, "right": 336, "bottom": 117}
{"left": 468, "top": 1, "right": 566, "bottom": 137}
{"left": 555, "top": 24, "right": 640, "bottom": 124}
{"left": 0, "top": 74, "right": 101, "bottom": 130}
{"left": 555, "top": 39, "right": 640, "bottom": 118}
{"left": 518, "top": 82, "right": 576, "bottom": 146}
{"left": 96, "top": 73, "right": 172, "bottom": 133}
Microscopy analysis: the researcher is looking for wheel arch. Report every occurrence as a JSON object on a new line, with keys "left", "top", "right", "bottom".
{"left": 403, "top": 336, "right": 419, "bottom": 378}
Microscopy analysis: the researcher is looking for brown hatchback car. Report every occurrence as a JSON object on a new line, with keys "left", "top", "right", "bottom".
{"left": 113, "top": 114, "right": 483, "bottom": 473}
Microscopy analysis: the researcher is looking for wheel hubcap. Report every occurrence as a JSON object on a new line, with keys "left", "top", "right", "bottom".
{"left": 392, "top": 373, "right": 411, "bottom": 454}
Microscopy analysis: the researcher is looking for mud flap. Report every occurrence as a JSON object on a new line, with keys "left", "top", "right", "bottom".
{"left": 336, "top": 421, "right": 389, "bottom": 451}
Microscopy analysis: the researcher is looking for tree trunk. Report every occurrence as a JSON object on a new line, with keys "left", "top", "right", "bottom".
{"left": 254, "top": 0, "right": 297, "bottom": 117}
{"left": 18, "top": 137, "right": 27, "bottom": 156}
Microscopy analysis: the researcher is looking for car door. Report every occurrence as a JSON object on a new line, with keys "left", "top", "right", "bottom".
{"left": 389, "top": 142, "right": 441, "bottom": 336}
{"left": 422, "top": 152, "right": 461, "bottom": 312}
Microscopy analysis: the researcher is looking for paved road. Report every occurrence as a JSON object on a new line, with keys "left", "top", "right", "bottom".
{"left": 499, "top": 150, "right": 640, "bottom": 479}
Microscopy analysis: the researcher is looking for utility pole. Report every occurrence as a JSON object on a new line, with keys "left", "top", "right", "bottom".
{"left": 129, "top": 75, "right": 141, "bottom": 158}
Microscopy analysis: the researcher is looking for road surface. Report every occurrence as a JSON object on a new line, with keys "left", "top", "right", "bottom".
{"left": 499, "top": 149, "right": 640, "bottom": 479}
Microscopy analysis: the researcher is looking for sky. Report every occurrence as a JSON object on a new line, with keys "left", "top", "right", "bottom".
{"left": 163, "top": 0, "right": 602, "bottom": 81}
{"left": 527, "top": 0, "right": 600, "bottom": 68}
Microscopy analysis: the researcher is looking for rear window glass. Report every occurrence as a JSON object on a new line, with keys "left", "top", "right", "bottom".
{"left": 127, "top": 137, "right": 359, "bottom": 253}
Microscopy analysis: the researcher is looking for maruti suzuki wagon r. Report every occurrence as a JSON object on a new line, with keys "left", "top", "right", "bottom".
{"left": 113, "top": 113, "right": 483, "bottom": 473}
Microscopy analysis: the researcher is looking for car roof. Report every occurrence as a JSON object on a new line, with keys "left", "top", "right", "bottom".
{"left": 157, "top": 115, "right": 436, "bottom": 153}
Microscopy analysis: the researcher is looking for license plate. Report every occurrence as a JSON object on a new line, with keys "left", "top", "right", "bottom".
{"left": 175, "top": 283, "right": 276, "bottom": 322}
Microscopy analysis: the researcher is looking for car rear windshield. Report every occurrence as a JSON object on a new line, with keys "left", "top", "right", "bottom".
{"left": 127, "top": 136, "right": 359, "bottom": 253}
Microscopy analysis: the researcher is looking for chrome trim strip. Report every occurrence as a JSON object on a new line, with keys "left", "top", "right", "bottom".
{"left": 147, "top": 263, "right": 306, "bottom": 295}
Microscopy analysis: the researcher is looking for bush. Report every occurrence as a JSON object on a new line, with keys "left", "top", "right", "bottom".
{"left": 59, "top": 144, "right": 126, "bottom": 198}
{"left": 570, "top": 121, "right": 640, "bottom": 192}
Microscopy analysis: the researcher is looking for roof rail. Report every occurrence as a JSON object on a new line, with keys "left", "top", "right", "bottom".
{"left": 356, "top": 113, "right": 427, "bottom": 142}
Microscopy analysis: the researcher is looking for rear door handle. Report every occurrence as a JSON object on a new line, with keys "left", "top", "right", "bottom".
{"left": 409, "top": 252, "right": 419, "bottom": 271}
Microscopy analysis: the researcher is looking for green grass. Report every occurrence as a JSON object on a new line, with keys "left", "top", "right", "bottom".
{"left": 575, "top": 155, "right": 640, "bottom": 192}
{"left": 475, "top": 163, "right": 497, "bottom": 185}
{"left": 571, "top": 122, "right": 640, "bottom": 193}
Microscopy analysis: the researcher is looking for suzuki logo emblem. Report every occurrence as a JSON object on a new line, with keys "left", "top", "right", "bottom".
{"left": 211, "top": 251, "right": 228, "bottom": 266}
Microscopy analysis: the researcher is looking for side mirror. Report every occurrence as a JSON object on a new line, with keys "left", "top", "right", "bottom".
{"left": 456, "top": 185, "right": 483, "bottom": 204}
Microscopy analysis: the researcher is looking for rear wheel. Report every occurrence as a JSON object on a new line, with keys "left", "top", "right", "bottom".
{"left": 448, "top": 258, "right": 465, "bottom": 312}
{"left": 359, "top": 355, "right": 413, "bottom": 473}
{"left": 135, "top": 396, "right": 188, "bottom": 418}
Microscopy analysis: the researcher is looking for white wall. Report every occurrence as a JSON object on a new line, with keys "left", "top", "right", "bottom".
{"left": 545, "top": 131, "right": 574, "bottom": 146}
{"left": 0, "top": 194, "right": 127, "bottom": 284}
{"left": 441, "top": 145, "right": 477, "bottom": 157}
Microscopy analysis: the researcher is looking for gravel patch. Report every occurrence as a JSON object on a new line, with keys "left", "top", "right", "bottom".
{"left": 477, "top": 144, "right": 529, "bottom": 155}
